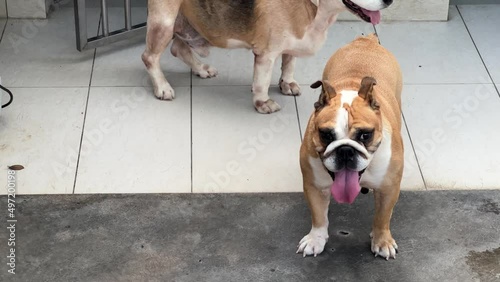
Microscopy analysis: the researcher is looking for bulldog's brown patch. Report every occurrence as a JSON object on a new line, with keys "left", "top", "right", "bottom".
{"left": 310, "top": 80, "right": 336, "bottom": 112}
{"left": 312, "top": 99, "right": 340, "bottom": 151}
{"left": 349, "top": 88, "right": 382, "bottom": 151}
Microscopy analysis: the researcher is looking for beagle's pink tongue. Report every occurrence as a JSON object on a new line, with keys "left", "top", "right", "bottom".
{"left": 331, "top": 169, "right": 361, "bottom": 204}
{"left": 363, "top": 9, "right": 381, "bottom": 25}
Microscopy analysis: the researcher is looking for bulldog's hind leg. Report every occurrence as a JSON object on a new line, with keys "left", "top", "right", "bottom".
{"left": 279, "top": 54, "right": 301, "bottom": 96}
{"left": 252, "top": 53, "right": 281, "bottom": 113}
{"left": 297, "top": 184, "right": 330, "bottom": 257}
{"left": 171, "top": 38, "right": 218, "bottom": 79}
{"left": 141, "top": 0, "right": 181, "bottom": 100}
{"left": 371, "top": 186, "right": 401, "bottom": 260}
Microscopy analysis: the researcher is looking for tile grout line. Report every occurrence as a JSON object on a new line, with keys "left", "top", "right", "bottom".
{"left": 376, "top": 23, "right": 427, "bottom": 190}
{"left": 190, "top": 70, "right": 193, "bottom": 193}
{"left": 0, "top": 18, "right": 7, "bottom": 43}
{"left": 72, "top": 48, "right": 97, "bottom": 194}
{"left": 0, "top": 82, "right": 495, "bottom": 89}
{"left": 72, "top": 12, "right": 102, "bottom": 194}
{"left": 457, "top": 5, "right": 500, "bottom": 98}
{"left": 294, "top": 96, "right": 303, "bottom": 141}
{"left": 402, "top": 112, "right": 428, "bottom": 190}
{"left": 3, "top": 86, "right": 91, "bottom": 89}
{"left": 185, "top": 82, "right": 497, "bottom": 86}
{"left": 1, "top": 82, "right": 495, "bottom": 89}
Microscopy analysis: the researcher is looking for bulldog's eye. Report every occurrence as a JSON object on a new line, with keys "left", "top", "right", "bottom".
{"left": 319, "top": 129, "right": 336, "bottom": 144}
{"left": 358, "top": 131, "right": 374, "bottom": 142}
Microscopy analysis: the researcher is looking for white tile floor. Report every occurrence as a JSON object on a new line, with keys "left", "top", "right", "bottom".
{"left": 0, "top": 8, "right": 99, "bottom": 88}
{"left": 0, "top": 5, "right": 499, "bottom": 194}
{"left": 459, "top": 5, "right": 500, "bottom": 84}
{"left": 0, "top": 88, "right": 88, "bottom": 194}
{"left": 403, "top": 84, "right": 500, "bottom": 189}
{"left": 74, "top": 86, "right": 192, "bottom": 194}
{"left": 376, "top": 6, "right": 491, "bottom": 84}
{"left": 192, "top": 86, "right": 302, "bottom": 193}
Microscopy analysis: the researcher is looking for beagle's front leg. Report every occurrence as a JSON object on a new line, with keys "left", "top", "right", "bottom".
{"left": 252, "top": 53, "right": 281, "bottom": 114}
{"left": 279, "top": 54, "right": 301, "bottom": 96}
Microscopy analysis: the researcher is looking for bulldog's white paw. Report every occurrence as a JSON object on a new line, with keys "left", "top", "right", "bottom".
{"left": 154, "top": 83, "right": 175, "bottom": 100}
{"left": 194, "top": 64, "right": 218, "bottom": 78}
{"left": 296, "top": 228, "right": 329, "bottom": 257}
{"left": 279, "top": 79, "right": 301, "bottom": 96}
{"left": 254, "top": 99, "right": 281, "bottom": 114}
{"left": 370, "top": 230, "right": 398, "bottom": 260}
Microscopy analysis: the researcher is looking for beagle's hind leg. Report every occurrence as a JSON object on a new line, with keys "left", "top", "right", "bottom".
{"left": 172, "top": 15, "right": 217, "bottom": 78}
{"left": 141, "top": 0, "right": 182, "bottom": 100}
{"left": 171, "top": 38, "right": 218, "bottom": 79}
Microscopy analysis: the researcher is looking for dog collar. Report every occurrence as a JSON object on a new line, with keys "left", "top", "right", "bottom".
{"left": 359, "top": 169, "right": 370, "bottom": 194}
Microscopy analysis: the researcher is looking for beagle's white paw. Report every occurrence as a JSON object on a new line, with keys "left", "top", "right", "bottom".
{"left": 279, "top": 79, "right": 301, "bottom": 96}
{"left": 194, "top": 64, "right": 218, "bottom": 78}
{"left": 254, "top": 99, "right": 281, "bottom": 114}
{"left": 154, "top": 82, "right": 175, "bottom": 100}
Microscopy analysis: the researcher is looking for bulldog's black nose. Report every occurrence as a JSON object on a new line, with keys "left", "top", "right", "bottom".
{"left": 383, "top": 0, "right": 393, "bottom": 6}
{"left": 337, "top": 145, "right": 355, "bottom": 162}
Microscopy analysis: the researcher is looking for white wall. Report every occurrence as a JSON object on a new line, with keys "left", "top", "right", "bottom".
{"left": 0, "top": 0, "right": 7, "bottom": 18}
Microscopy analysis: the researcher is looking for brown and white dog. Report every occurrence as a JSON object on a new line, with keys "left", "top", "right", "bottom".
{"left": 297, "top": 34, "right": 403, "bottom": 259}
{"left": 142, "top": 0, "right": 393, "bottom": 114}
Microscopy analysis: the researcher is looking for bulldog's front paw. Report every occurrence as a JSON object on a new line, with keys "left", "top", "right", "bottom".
{"left": 279, "top": 79, "right": 301, "bottom": 96}
{"left": 154, "top": 83, "right": 175, "bottom": 100}
{"left": 193, "top": 64, "right": 218, "bottom": 78}
{"left": 296, "top": 228, "right": 329, "bottom": 257}
{"left": 254, "top": 99, "right": 281, "bottom": 114}
{"left": 370, "top": 230, "right": 398, "bottom": 260}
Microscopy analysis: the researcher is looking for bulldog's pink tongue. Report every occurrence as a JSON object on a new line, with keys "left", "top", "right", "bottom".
{"left": 331, "top": 169, "right": 361, "bottom": 204}
{"left": 363, "top": 9, "right": 381, "bottom": 25}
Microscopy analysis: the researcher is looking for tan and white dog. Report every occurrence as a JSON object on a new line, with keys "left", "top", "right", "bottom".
{"left": 142, "top": 0, "right": 393, "bottom": 114}
{"left": 297, "top": 34, "right": 403, "bottom": 260}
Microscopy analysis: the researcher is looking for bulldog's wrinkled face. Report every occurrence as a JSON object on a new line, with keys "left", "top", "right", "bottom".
{"left": 341, "top": 0, "right": 393, "bottom": 24}
{"left": 310, "top": 77, "right": 382, "bottom": 203}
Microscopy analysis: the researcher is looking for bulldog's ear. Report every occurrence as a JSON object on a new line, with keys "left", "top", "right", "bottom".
{"left": 358, "top": 76, "right": 379, "bottom": 110}
{"left": 311, "top": 80, "right": 336, "bottom": 111}
{"left": 310, "top": 80, "right": 323, "bottom": 89}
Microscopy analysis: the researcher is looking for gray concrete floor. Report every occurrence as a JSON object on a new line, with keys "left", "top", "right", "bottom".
{"left": 1, "top": 191, "right": 499, "bottom": 281}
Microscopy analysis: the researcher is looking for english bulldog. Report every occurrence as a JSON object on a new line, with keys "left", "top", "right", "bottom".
{"left": 297, "top": 34, "right": 403, "bottom": 260}
{"left": 142, "top": 0, "right": 394, "bottom": 114}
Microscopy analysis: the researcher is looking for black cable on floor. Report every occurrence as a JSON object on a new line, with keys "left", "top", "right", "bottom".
{"left": 1, "top": 84, "right": 13, "bottom": 108}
